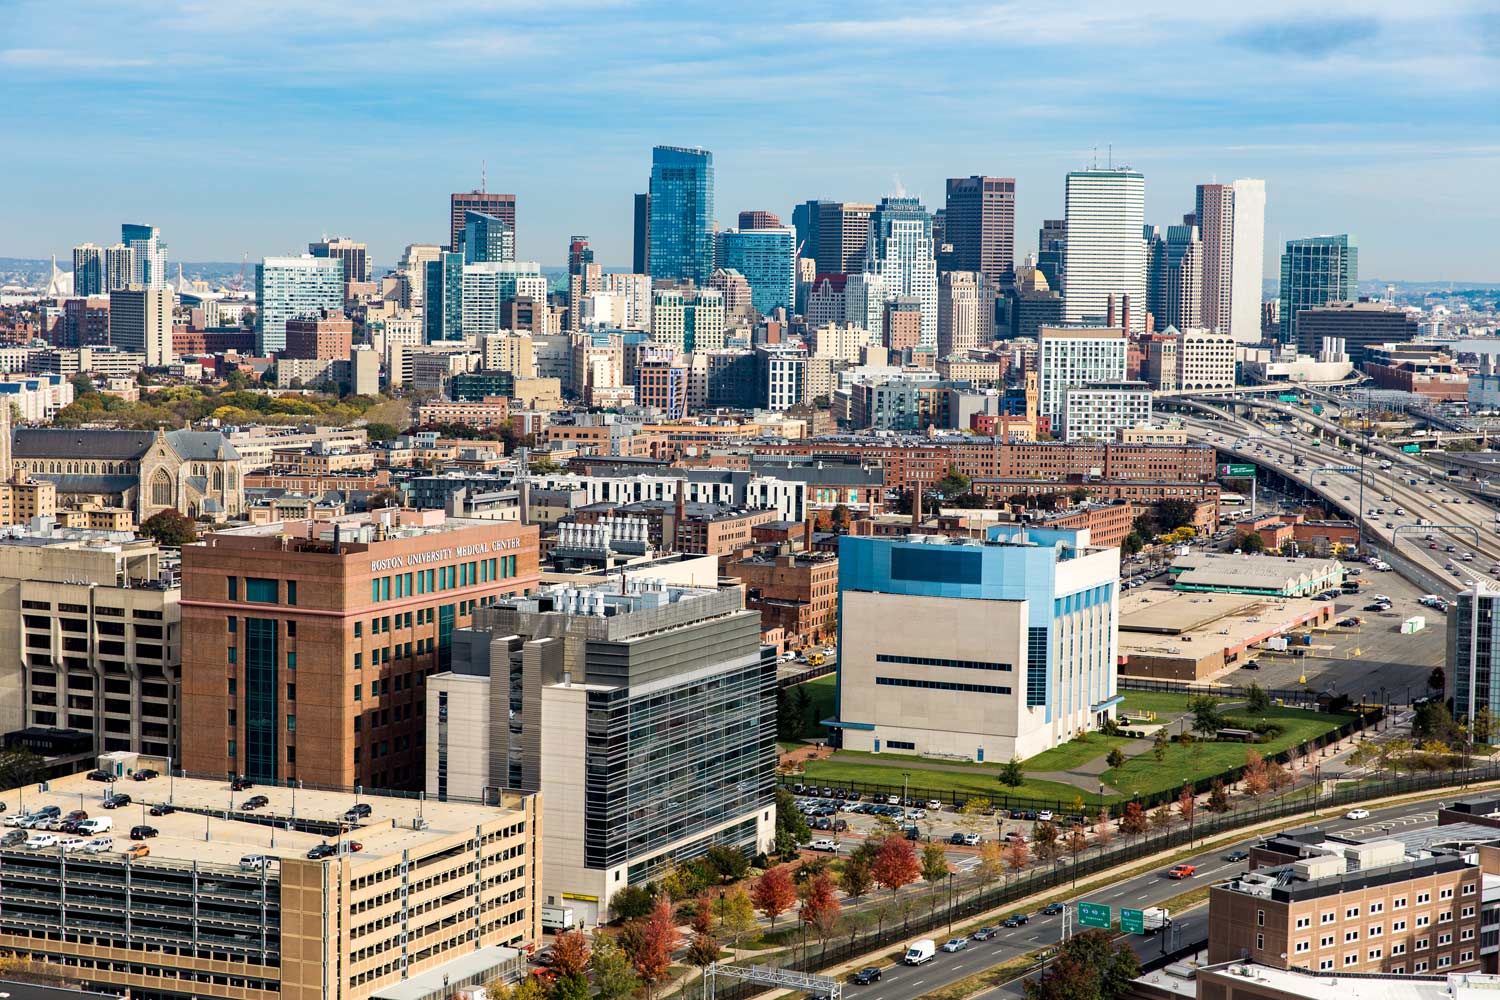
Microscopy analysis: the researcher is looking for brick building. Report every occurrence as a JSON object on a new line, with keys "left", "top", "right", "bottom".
{"left": 728, "top": 550, "right": 839, "bottom": 646}
{"left": 179, "top": 509, "right": 539, "bottom": 790}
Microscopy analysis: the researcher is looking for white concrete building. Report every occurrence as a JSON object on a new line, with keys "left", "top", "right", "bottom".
{"left": 1175, "top": 327, "right": 1237, "bottom": 391}
{"left": 1061, "top": 381, "right": 1153, "bottom": 442}
{"left": 1037, "top": 325, "right": 1128, "bottom": 419}
{"left": 1062, "top": 168, "right": 1147, "bottom": 332}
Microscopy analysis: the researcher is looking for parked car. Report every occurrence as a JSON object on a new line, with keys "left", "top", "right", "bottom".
{"left": 81, "top": 837, "right": 113, "bottom": 854}
{"left": 1002, "top": 914, "right": 1030, "bottom": 928}
{"left": 1165, "top": 864, "right": 1197, "bottom": 879}
{"left": 1346, "top": 808, "right": 1371, "bottom": 820}
{"left": 25, "top": 833, "right": 59, "bottom": 849}
{"left": 149, "top": 803, "right": 175, "bottom": 817}
{"left": 925, "top": 800, "right": 943, "bottom": 811}
{"left": 240, "top": 855, "right": 269, "bottom": 872}
{"left": 86, "top": 770, "right": 113, "bottom": 782}
{"left": 1242, "top": 659, "right": 1260, "bottom": 670}
{"left": 230, "top": 777, "right": 254, "bottom": 792}
{"left": 851, "top": 968, "right": 882, "bottom": 985}
{"left": 132, "top": 769, "right": 159, "bottom": 781}
{"left": 59, "top": 837, "right": 88, "bottom": 853}
{"left": 123, "top": 844, "right": 150, "bottom": 860}
{"left": 809, "top": 838, "right": 838, "bottom": 852}
{"left": 1, "top": 830, "right": 27, "bottom": 847}
{"left": 129, "top": 825, "right": 158, "bottom": 840}
{"left": 962, "top": 832, "right": 981, "bottom": 846}
{"left": 949, "top": 832, "right": 966, "bottom": 845}
{"left": 102, "top": 794, "right": 131, "bottom": 809}
{"left": 306, "top": 844, "right": 337, "bottom": 860}
{"left": 941, "top": 937, "right": 969, "bottom": 953}
{"left": 240, "top": 795, "right": 270, "bottom": 810}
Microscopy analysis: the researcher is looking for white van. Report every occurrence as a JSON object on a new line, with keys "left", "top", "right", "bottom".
{"left": 904, "top": 939, "right": 936, "bottom": 965}
{"left": 76, "top": 818, "right": 113, "bottom": 835}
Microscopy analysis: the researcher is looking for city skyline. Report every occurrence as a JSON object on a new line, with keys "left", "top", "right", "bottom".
{"left": 3, "top": 0, "right": 1498, "bottom": 280}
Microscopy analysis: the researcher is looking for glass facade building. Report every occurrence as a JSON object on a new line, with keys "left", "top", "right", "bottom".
{"left": 423, "top": 252, "right": 465, "bottom": 343}
{"left": 464, "top": 210, "right": 516, "bottom": 264}
{"left": 1278, "top": 234, "right": 1358, "bottom": 344}
{"left": 863, "top": 197, "right": 938, "bottom": 349}
{"left": 715, "top": 227, "right": 796, "bottom": 317}
{"left": 648, "top": 146, "right": 714, "bottom": 285}
{"left": 255, "top": 255, "right": 344, "bottom": 354}
{"left": 1452, "top": 587, "right": 1500, "bottom": 739}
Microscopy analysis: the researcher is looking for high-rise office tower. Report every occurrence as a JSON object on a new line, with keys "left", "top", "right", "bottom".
{"left": 104, "top": 244, "right": 134, "bottom": 292}
{"left": 1146, "top": 223, "right": 1203, "bottom": 331}
{"left": 255, "top": 255, "right": 344, "bottom": 354}
{"left": 863, "top": 196, "right": 938, "bottom": 350}
{"left": 793, "top": 199, "right": 876, "bottom": 276}
{"left": 944, "top": 175, "right": 1017, "bottom": 282}
{"left": 1061, "top": 168, "right": 1146, "bottom": 333}
{"left": 308, "top": 236, "right": 370, "bottom": 284}
{"left": 71, "top": 244, "right": 105, "bottom": 297}
{"left": 566, "top": 236, "right": 601, "bottom": 331}
{"left": 1278, "top": 235, "right": 1358, "bottom": 344}
{"left": 449, "top": 190, "right": 516, "bottom": 254}
{"left": 462, "top": 211, "right": 515, "bottom": 264}
{"left": 1196, "top": 179, "right": 1266, "bottom": 343}
{"left": 714, "top": 227, "right": 796, "bottom": 317}
{"left": 651, "top": 286, "right": 725, "bottom": 352}
{"left": 121, "top": 223, "right": 168, "bottom": 290}
{"left": 648, "top": 145, "right": 715, "bottom": 285}
{"left": 1037, "top": 219, "right": 1066, "bottom": 290}
{"left": 108, "top": 288, "right": 175, "bottom": 368}
{"left": 938, "top": 270, "right": 985, "bottom": 355}
{"left": 1453, "top": 581, "right": 1500, "bottom": 735}
{"left": 396, "top": 243, "right": 442, "bottom": 309}
{"left": 632, "top": 192, "right": 651, "bottom": 274}
{"left": 738, "top": 210, "right": 781, "bottom": 230}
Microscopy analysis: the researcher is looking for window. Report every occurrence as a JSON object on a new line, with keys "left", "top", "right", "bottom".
{"left": 228, "top": 679, "right": 236, "bottom": 696}
{"left": 1463, "top": 906, "right": 1476, "bottom": 919}
{"left": 287, "top": 581, "right": 297, "bottom": 606}
{"left": 1321, "top": 935, "right": 1335, "bottom": 947}
{"left": 1369, "top": 925, "right": 1382, "bottom": 937}
{"left": 228, "top": 578, "right": 238, "bottom": 601}
{"left": 287, "top": 683, "right": 296, "bottom": 701}
{"left": 245, "top": 578, "right": 277, "bottom": 603}
{"left": 1257, "top": 933, "right": 1264, "bottom": 950}
{"left": 1417, "top": 938, "right": 1430, "bottom": 951}
{"left": 1439, "top": 933, "right": 1452, "bottom": 946}
{"left": 353, "top": 684, "right": 361, "bottom": 701}
{"left": 1368, "top": 948, "right": 1381, "bottom": 960}
{"left": 1463, "top": 883, "right": 1476, "bottom": 896}
{"left": 1416, "top": 961, "right": 1429, "bottom": 972}
{"left": 1441, "top": 911, "right": 1453, "bottom": 923}
{"left": 354, "top": 653, "right": 362, "bottom": 670}
{"left": 876, "top": 653, "right": 1014, "bottom": 672}
{"left": 1369, "top": 902, "right": 1384, "bottom": 914}
{"left": 286, "top": 620, "right": 296, "bottom": 638}
{"left": 286, "top": 715, "right": 296, "bottom": 733}
{"left": 876, "top": 677, "right": 1012, "bottom": 696}
{"left": 886, "top": 740, "right": 915, "bottom": 750}
{"left": 228, "top": 739, "right": 236, "bottom": 759}
{"left": 1441, "top": 888, "right": 1454, "bottom": 900}
{"left": 1463, "top": 950, "right": 1475, "bottom": 963}
{"left": 1418, "top": 915, "right": 1430, "bottom": 928}
{"left": 227, "top": 617, "right": 237, "bottom": 634}
{"left": 1438, "top": 956, "right": 1452, "bottom": 969}
{"left": 1345, "top": 930, "right": 1359, "bottom": 943}
{"left": 1394, "top": 897, "right": 1407, "bottom": 909}
{"left": 1296, "top": 917, "right": 1311, "bottom": 929}
{"left": 287, "top": 652, "right": 296, "bottom": 670}
{"left": 1394, "top": 920, "right": 1407, "bottom": 932}
{"left": 1346, "top": 907, "right": 1360, "bottom": 919}
{"left": 1322, "top": 912, "right": 1336, "bottom": 924}
{"left": 228, "top": 648, "right": 237, "bottom": 665}
{"left": 1462, "top": 928, "right": 1475, "bottom": 941}
{"left": 1295, "top": 940, "right": 1309, "bottom": 953}
{"left": 354, "top": 621, "right": 362, "bottom": 638}
{"left": 1257, "top": 910, "right": 1265, "bottom": 927}
{"left": 1319, "top": 960, "right": 1334, "bottom": 971}
{"left": 1343, "top": 954, "right": 1358, "bottom": 967}
{"left": 1392, "top": 943, "right": 1406, "bottom": 956}
{"left": 1418, "top": 893, "right": 1431, "bottom": 905}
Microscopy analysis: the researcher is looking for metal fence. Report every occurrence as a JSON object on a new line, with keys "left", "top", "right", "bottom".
{"left": 677, "top": 759, "right": 1500, "bottom": 1000}
{"left": 778, "top": 664, "right": 836, "bottom": 689}
{"left": 781, "top": 707, "right": 1382, "bottom": 814}
{"left": 1119, "top": 677, "right": 1324, "bottom": 706}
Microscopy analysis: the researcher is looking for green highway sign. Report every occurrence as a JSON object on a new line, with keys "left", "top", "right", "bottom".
{"left": 1120, "top": 908, "right": 1145, "bottom": 934}
{"left": 1078, "top": 902, "right": 1112, "bottom": 929}
{"left": 1402, "top": 444, "right": 1422, "bottom": 453}
{"left": 1218, "top": 463, "right": 1256, "bottom": 478}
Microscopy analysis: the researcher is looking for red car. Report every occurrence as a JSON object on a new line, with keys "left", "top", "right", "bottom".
{"left": 1166, "top": 864, "right": 1196, "bottom": 879}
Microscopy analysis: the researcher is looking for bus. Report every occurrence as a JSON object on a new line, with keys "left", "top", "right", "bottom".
{"left": 1221, "top": 493, "right": 1247, "bottom": 506}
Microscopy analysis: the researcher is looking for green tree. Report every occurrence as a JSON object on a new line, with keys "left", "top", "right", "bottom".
{"left": 1122, "top": 532, "right": 1144, "bottom": 556}
{"left": 140, "top": 509, "right": 198, "bottom": 547}
{"left": 999, "top": 757, "right": 1025, "bottom": 788}
{"left": 0, "top": 749, "right": 43, "bottom": 789}
{"left": 684, "top": 932, "right": 720, "bottom": 969}
{"left": 1246, "top": 682, "right": 1272, "bottom": 714}
{"left": 705, "top": 844, "right": 749, "bottom": 882}
{"left": 1156, "top": 498, "right": 1196, "bottom": 531}
{"left": 1070, "top": 487, "right": 1089, "bottom": 503}
{"left": 588, "top": 936, "right": 641, "bottom": 1000}
{"left": 1429, "top": 667, "right": 1447, "bottom": 695}
{"left": 1188, "top": 694, "right": 1226, "bottom": 738}
{"left": 1236, "top": 532, "right": 1266, "bottom": 553}
{"left": 1475, "top": 706, "right": 1495, "bottom": 745}
{"left": 1023, "top": 928, "right": 1140, "bottom": 1000}
{"left": 839, "top": 848, "right": 874, "bottom": 900}
{"left": 718, "top": 886, "right": 758, "bottom": 945}
{"left": 1152, "top": 730, "right": 1169, "bottom": 762}
{"left": 1105, "top": 748, "right": 1126, "bottom": 770}
{"left": 610, "top": 884, "right": 656, "bottom": 921}
{"left": 920, "top": 840, "right": 950, "bottom": 884}
{"left": 1206, "top": 779, "right": 1231, "bottom": 813}
{"left": 935, "top": 465, "right": 971, "bottom": 497}
{"left": 774, "top": 787, "right": 810, "bottom": 853}
{"left": 792, "top": 685, "right": 813, "bottom": 735}
{"left": 830, "top": 503, "right": 852, "bottom": 534}
{"left": 364, "top": 421, "right": 401, "bottom": 442}
{"left": 367, "top": 488, "right": 403, "bottom": 510}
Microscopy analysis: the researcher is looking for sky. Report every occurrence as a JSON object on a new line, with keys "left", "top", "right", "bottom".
{"left": 4, "top": 0, "right": 1498, "bottom": 281}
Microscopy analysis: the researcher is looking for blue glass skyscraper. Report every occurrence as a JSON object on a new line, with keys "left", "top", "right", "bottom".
{"left": 423, "top": 252, "right": 465, "bottom": 343}
{"left": 463, "top": 211, "right": 515, "bottom": 264}
{"left": 1279, "top": 235, "right": 1357, "bottom": 344}
{"left": 716, "top": 227, "right": 796, "bottom": 317}
{"left": 648, "top": 146, "right": 714, "bottom": 285}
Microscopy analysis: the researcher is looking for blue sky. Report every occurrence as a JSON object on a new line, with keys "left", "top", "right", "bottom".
{"left": 5, "top": 0, "right": 1498, "bottom": 280}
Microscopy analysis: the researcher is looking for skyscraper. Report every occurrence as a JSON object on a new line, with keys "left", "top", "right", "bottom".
{"left": 863, "top": 196, "right": 938, "bottom": 350}
{"left": 566, "top": 236, "right": 601, "bottom": 331}
{"left": 255, "top": 255, "right": 344, "bottom": 354}
{"left": 104, "top": 244, "right": 134, "bottom": 292}
{"left": 1279, "top": 235, "right": 1358, "bottom": 344}
{"left": 632, "top": 192, "right": 651, "bottom": 274}
{"left": 308, "top": 236, "right": 370, "bottom": 283}
{"left": 121, "top": 223, "right": 168, "bottom": 290}
{"left": 938, "top": 270, "right": 985, "bottom": 355}
{"left": 648, "top": 145, "right": 715, "bottom": 285}
{"left": 1146, "top": 223, "right": 1203, "bottom": 331}
{"left": 109, "top": 288, "right": 175, "bottom": 368}
{"left": 462, "top": 211, "right": 515, "bottom": 264}
{"left": 1037, "top": 219, "right": 1066, "bottom": 290}
{"left": 424, "top": 252, "right": 465, "bottom": 344}
{"left": 944, "top": 175, "right": 1016, "bottom": 282}
{"left": 449, "top": 190, "right": 516, "bottom": 254}
{"left": 715, "top": 227, "right": 796, "bottom": 317}
{"left": 1196, "top": 179, "right": 1266, "bottom": 343}
{"left": 1061, "top": 169, "right": 1146, "bottom": 333}
{"left": 71, "top": 244, "right": 105, "bottom": 297}
{"left": 737, "top": 210, "right": 781, "bottom": 230}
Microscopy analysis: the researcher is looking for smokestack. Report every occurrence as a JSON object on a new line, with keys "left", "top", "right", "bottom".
{"left": 1121, "top": 294, "right": 1131, "bottom": 336}
{"left": 1106, "top": 294, "right": 1116, "bottom": 329}
{"left": 912, "top": 478, "right": 923, "bottom": 526}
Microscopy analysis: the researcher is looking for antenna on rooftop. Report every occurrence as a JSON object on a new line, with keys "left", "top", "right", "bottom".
{"left": 1108, "top": 144, "right": 1113, "bottom": 169}
{"left": 481, "top": 159, "right": 487, "bottom": 194}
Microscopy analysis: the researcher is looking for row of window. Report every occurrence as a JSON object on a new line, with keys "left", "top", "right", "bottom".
{"left": 875, "top": 676, "right": 1013, "bottom": 696}
{"left": 371, "top": 557, "right": 518, "bottom": 604}
{"left": 876, "top": 653, "right": 1013, "bottom": 672}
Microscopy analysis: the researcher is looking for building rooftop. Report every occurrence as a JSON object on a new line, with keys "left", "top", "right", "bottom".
{"left": 6, "top": 762, "right": 527, "bottom": 874}
{"left": 1187, "top": 964, "right": 1494, "bottom": 1000}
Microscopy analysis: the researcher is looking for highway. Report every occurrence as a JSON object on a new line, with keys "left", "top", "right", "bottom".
{"left": 836, "top": 796, "right": 1444, "bottom": 1000}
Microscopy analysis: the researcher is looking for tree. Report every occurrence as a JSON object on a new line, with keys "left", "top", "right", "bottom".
{"left": 1105, "top": 748, "right": 1126, "bottom": 770}
{"left": 718, "top": 886, "right": 758, "bottom": 945}
{"left": 871, "top": 834, "right": 921, "bottom": 893}
{"left": 1024, "top": 929, "right": 1140, "bottom": 1000}
{"left": 978, "top": 840, "right": 1006, "bottom": 882}
{"left": 751, "top": 866, "right": 797, "bottom": 927}
{"left": 921, "top": 840, "right": 950, "bottom": 894}
{"left": 1246, "top": 682, "right": 1272, "bottom": 714}
{"left": 800, "top": 872, "right": 842, "bottom": 948}
{"left": 830, "top": 503, "right": 852, "bottom": 534}
{"left": 364, "top": 421, "right": 401, "bottom": 443}
{"left": 0, "top": 749, "right": 43, "bottom": 790}
{"left": 690, "top": 892, "right": 716, "bottom": 936}
{"left": 1033, "top": 820, "right": 1060, "bottom": 861}
{"left": 1065, "top": 825, "right": 1088, "bottom": 862}
{"left": 1151, "top": 802, "right": 1176, "bottom": 830}
{"left": 1476, "top": 706, "right": 1495, "bottom": 746}
{"left": 685, "top": 932, "right": 719, "bottom": 969}
{"left": 839, "top": 848, "right": 874, "bottom": 900}
{"left": 367, "top": 488, "right": 403, "bottom": 510}
{"left": 706, "top": 844, "right": 749, "bottom": 882}
{"left": 1156, "top": 499, "right": 1196, "bottom": 531}
{"left": 1178, "top": 783, "right": 1196, "bottom": 824}
{"left": 1153, "top": 730, "right": 1169, "bottom": 762}
{"left": 1236, "top": 532, "right": 1266, "bottom": 553}
{"left": 1413, "top": 701, "right": 1462, "bottom": 746}
{"left": 1093, "top": 807, "right": 1113, "bottom": 847}
{"left": 1430, "top": 667, "right": 1447, "bottom": 695}
{"left": 1207, "top": 779, "right": 1231, "bottom": 813}
{"left": 1122, "top": 532, "right": 1144, "bottom": 556}
{"left": 631, "top": 898, "right": 680, "bottom": 997}
{"left": 589, "top": 935, "right": 641, "bottom": 1000}
{"left": 551, "top": 930, "right": 591, "bottom": 977}
{"left": 1188, "top": 694, "right": 1226, "bottom": 738}
{"left": 999, "top": 757, "right": 1025, "bottom": 787}
{"left": 774, "top": 787, "right": 811, "bottom": 854}
{"left": 510, "top": 977, "right": 548, "bottom": 1000}
{"left": 1005, "top": 836, "right": 1030, "bottom": 874}
{"left": 1242, "top": 750, "right": 1269, "bottom": 796}
{"left": 1119, "top": 801, "right": 1148, "bottom": 837}
{"left": 140, "top": 509, "right": 197, "bottom": 547}
{"left": 935, "top": 465, "right": 971, "bottom": 497}
{"left": 611, "top": 884, "right": 656, "bottom": 921}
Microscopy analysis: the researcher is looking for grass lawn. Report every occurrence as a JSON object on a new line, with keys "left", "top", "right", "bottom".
{"left": 789, "top": 674, "right": 837, "bottom": 739}
{"left": 800, "top": 756, "right": 1102, "bottom": 806}
{"left": 1118, "top": 690, "right": 1214, "bottom": 717}
{"left": 1103, "top": 704, "right": 1351, "bottom": 798}
{"left": 1022, "top": 734, "right": 1135, "bottom": 772}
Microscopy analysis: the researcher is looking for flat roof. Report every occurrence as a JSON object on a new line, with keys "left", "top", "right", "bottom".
{"left": 6, "top": 763, "right": 525, "bottom": 872}
{"left": 1194, "top": 963, "right": 1476, "bottom": 1000}
{"left": 1116, "top": 585, "right": 1326, "bottom": 665}
{"left": 1119, "top": 591, "right": 1262, "bottom": 634}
